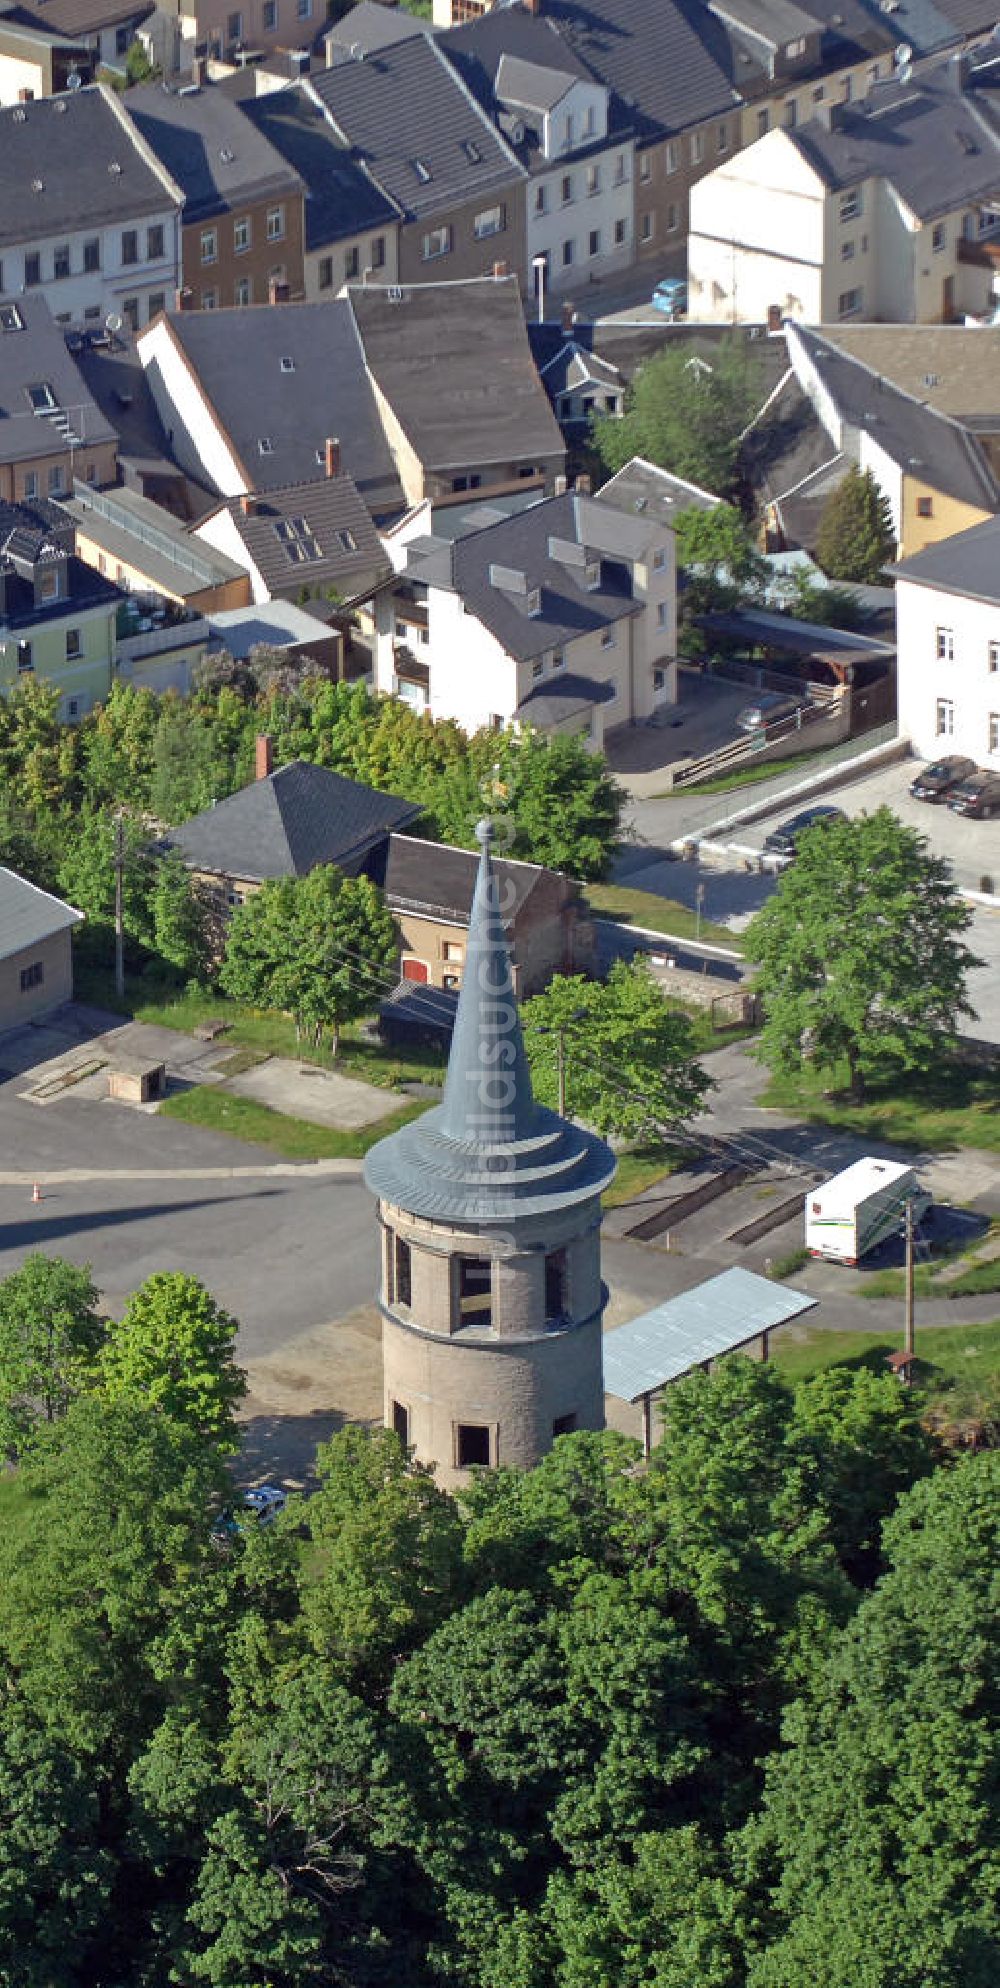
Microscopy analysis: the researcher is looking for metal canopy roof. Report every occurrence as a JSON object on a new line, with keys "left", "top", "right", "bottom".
{"left": 602, "top": 1266, "right": 817, "bottom": 1403}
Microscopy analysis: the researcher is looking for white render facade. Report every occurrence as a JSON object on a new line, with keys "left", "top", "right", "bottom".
{"left": 375, "top": 495, "right": 677, "bottom": 744}
{"left": 688, "top": 127, "right": 1000, "bottom": 326}
{"left": 515, "top": 72, "right": 635, "bottom": 295}
{"left": 896, "top": 574, "right": 1000, "bottom": 768}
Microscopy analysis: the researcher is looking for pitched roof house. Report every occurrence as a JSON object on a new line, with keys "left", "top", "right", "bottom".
{"left": 0, "top": 293, "right": 117, "bottom": 505}
{"left": 194, "top": 471, "right": 389, "bottom": 607}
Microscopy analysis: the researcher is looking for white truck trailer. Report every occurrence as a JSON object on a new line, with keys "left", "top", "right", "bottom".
{"left": 805, "top": 1158, "right": 931, "bottom": 1266}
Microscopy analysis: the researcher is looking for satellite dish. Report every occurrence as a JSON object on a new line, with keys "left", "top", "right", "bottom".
{"left": 66, "top": 66, "right": 82, "bottom": 89}
{"left": 105, "top": 312, "right": 122, "bottom": 334}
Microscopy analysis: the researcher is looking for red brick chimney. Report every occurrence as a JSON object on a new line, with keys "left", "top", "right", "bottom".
{"left": 492, "top": 259, "right": 508, "bottom": 278}
{"left": 324, "top": 436, "right": 341, "bottom": 479}
{"left": 240, "top": 492, "right": 258, "bottom": 517}
{"left": 255, "top": 734, "right": 274, "bottom": 781}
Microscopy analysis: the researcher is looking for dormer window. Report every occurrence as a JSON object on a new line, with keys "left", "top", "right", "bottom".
{"left": 0, "top": 304, "right": 24, "bottom": 332}
{"left": 412, "top": 158, "right": 432, "bottom": 184}
{"left": 27, "top": 382, "right": 56, "bottom": 413}
{"left": 258, "top": 437, "right": 274, "bottom": 455}
{"left": 279, "top": 356, "right": 295, "bottom": 373}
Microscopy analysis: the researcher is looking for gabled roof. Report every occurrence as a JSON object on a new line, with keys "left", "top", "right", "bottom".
{"left": 542, "top": 0, "right": 739, "bottom": 145}
{"left": 0, "top": 294, "right": 116, "bottom": 468}
{"left": 3, "top": 0, "right": 152, "bottom": 37}
{"left": 203, "top": 475, "right": 387, "bottom": 596}
{"left": 810, "top": 323, "right": 1000, "bottom": 426}
{"left": 440, "top": 5, "right": 624, "bottom": 168}
{"left": 0, "top": 866, "right": 83, "bottom": 961}
{"left": 379, "top": 830, "right": 571, "bottom": 926}
{"left": 346, "top": 277, "right": 565, "bottom": 476}
{"left": 892, "top": 512, "right": 1000, "bottom": 602}
{"left": 364, "top": 819, "right": 615, "bottom": 1225}
{"left": 161, "top": 760, "right": 422, "bottom": 881}
{"left": 495, "top": 50, "right": 579, "bottom": 115}
{"left": 597, "top": 455, "right": 721, "bottom": 525}
{"left": 789, "top": 60, "right": 1000, "bottom": 221}
{"left": 143, "top": 302, "right": 404, "bottom": 514}
{"left": 789, "top": 324, "right": 1000, "bottom": 513}
{"left": 123, "top": 80, "right": 303, "bottom": 224}
{"left": 740, "top": 368, "right": 849, "bottom": 550}
{"left": 240, "top": 83, "right": 399, "bottom": 250}
{"left": 0, "top": 498, "right": 122, "bottom": 628}
{"left": 308, "top": 31, "right": 525, "bottom": 222}
{"left": 0, "top": 83, "right": 181, "bottom": 250}
{"left": 325, "top": 0, "right": 428, "bottom": 59}
{"left": 405, "top": 488, "right": 646, "bottom": 662}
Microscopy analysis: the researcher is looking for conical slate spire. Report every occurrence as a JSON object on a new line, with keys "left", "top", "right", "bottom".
{"left": 438, "top": 819, "right": 538, "bottom": 1149}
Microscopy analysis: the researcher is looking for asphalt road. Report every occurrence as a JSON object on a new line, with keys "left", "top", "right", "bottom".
{"left": 0, "top": 1086, "right": 377, "bottom": 1359}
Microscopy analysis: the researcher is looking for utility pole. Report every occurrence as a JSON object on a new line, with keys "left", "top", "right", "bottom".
{"left": 556, "top": 1026, "right": 567, "bottom": 1117}
{"left": 695, "top": 881, "right": 705, "bottom": 943}
{"left": 114, "top": 809, "right": 125, "bottom": 1001}
{"left": 904, "top": 1197, "right": 915, "bottom": 1360}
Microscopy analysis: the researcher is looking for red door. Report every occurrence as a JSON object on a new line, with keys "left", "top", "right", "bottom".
{"left": 402, "top": 958, "right": 428, "bottom": 983}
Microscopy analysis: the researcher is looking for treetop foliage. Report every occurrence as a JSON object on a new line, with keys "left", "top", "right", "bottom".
{"left": 815, "top": 466, "right": 895, "bottom": 583}
{"left": 592, "top": 339, "right": 763, "bottom": 498}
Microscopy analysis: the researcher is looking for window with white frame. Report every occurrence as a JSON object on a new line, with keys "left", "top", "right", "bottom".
{"left": 989, "top": 640, "right": 1000, "bottom": 673}
{"left": 266, "top": 207, "right": 285, "bottom": 241}
{"left": 201, "top": 228, "right": 217, "bottom": 264}
{"left": 936, "top": 627, "right": 954, "bottom": 661}
{"left": 586, "top": 164, "right": 599, "bottom": 195}
{"left": 234, "top": 216, "right": 251, "bottom": 254}
{"left": 473, "top": 205, "right": 504, "bottom": 238}
{"left": 990, "top": 712, "right": 1000, "bottom": 753}
{"left": 690, "top": 131, "right": 704, "bottom": 165}
{"left": 839, "top": 189, "right": 862, "bottom": 222}
{"left": 838, "top": 287, "right": 862, "bottom": 317}
{"left": 936, "top": 698, "right": 954, "bottom": 736}
{"left": 421, "top": 225, "right": 452, "bottom": 260}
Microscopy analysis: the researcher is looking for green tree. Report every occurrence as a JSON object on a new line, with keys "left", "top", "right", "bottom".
{"left": 100, "top": 1272, "right": 246, "bottom": 1452}
{"left": 592, "top": 339, "right": 762, "bottom": 497}
{"left": 790, "top": 1364, "right": 936, "bottom": 1583}
{"left": 0, "top": 1705, "right": 113, "bottom": 1985}
{"left": 0, "top": 1254, "right": 104, "bottom": 1456}
{"left": 56, "top": 808, "right": 154, "bottom": 951}
{"left": 522, "top": 960, "right": 711, "bottom": 1138}
{"left": 815, "top": 466, "right": 895, "bottom": 582}
{"left": 151, "top": 850, "right": 209, "bottom": 978}
{"left": 220, "top": 864, "right": 398, "bottom": 1053}
{"left": 745, "top": 1453, "right": 1000, "bottom": 1988}
{"left": 486, "top": 730, "right": 624, "bottom": 881}
{"left": 744, "top": 807, "right": 980, "bottom": 1100}
{"left": 673, "top": 502, "right": 767, "bottom": 658}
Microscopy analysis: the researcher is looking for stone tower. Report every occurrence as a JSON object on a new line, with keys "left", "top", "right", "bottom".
{"left": 363, "top": 819, "right": 616, "bottom": 1488}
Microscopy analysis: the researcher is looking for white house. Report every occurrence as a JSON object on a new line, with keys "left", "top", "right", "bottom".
{"left": 688, "top": 58, "right": 1000, "bottom": 327}
{"left": 375, "top": 485, "right": 676, "bottom": 745}
{"left": 0, "top": 85, "right": 183, "bottom": 335}
{"left": 893, "top": 517, "right": 1000, "bottom": 768}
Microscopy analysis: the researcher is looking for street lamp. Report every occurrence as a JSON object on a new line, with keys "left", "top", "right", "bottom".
{"left": 532, "top": 252, "right": 548, "bottom": 325}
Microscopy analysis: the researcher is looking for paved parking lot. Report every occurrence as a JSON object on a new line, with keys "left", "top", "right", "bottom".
{"left": 736, "top": 757, "right": 1000, "bottom": 894}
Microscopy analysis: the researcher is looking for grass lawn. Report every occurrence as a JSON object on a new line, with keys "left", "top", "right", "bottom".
{"left": 773, "top": 1318, "right": 1000, "bottom": 1396}
{"left": 604, "top": 1141, "right": 687, "bottom": 1208}
{"left": 159, "top": 1086, "right": 427, "bottom": 1161}
{"left": 76, "top": 963, "right": 447, "bottom": 1093}
{"left": 760, "top": 1058, "right": 1000, "bottom": 1154}
{"left": 658, "top": 747, "right": 832, "bottom": 799}
{"left": 586, "top": 883, "right": 741, "bottom": 951}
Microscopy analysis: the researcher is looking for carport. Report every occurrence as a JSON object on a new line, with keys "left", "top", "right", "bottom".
{"left": 603, "top": 1265, "right": 817, "bottom": 1455}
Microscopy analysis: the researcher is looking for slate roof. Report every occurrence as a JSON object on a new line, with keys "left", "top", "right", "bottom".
{"left": 0, "top": 294, "right": 117, "bottom": 467}
{"left": 325, "top": 0, "right": 429, "bottom": 58}
{"left": 891, "top": 513, "right": 1000, "bottom": 602}
{"left": 597, "top": 455, "right": 721, "bottom": 526}
{"left": 0, "top": 866, "right": 83, "bottom": 961}
{"left": 379, "top": 831, "right": 572, "bottom": 927}
{"left": 71, "top": 339, "right": 185, "bottom": 487}
{"left": 0, "top": 498, "right": 122, "bottom": 628}
{"left": 813, "top": 323, "right": 1000, "bottom": 425}
{"left": 405, "top": 489, "right": 645, "bottom": 662}
{"left": 740, "top": 369, "right": 849, "bottom": 550}
{"left": 516, "top": 671, "right": 617, "bottom": 724}
{"left": 204, "top": 475, "right": 387, "bottom": 597}
{"left": 146, "top": 302, "right": 404, "bottom": 514}
{"left": 364, "top": 820, "right": 616, "bottom": 1226}
{"left": 790, "top": 325, "right": 1000, "bottom": 512}
{"left": 440, "top": 6, "right": 626, "bottom": 168}
{"left": 346, "top": 277, "right": 565, "bottom": 476}
{"left": 542, "top": 0, "right": 740, "bottom": 146}
{"left": 161, "top": 760, "right": 421, "bottom": 881}
{"left": 240, "top": 84, "right": 399, "bottom": 251}
{"left": 123, "top": 80, "right": 302, "bottom": 224}
{"left": 3, "top": 0, "right": 152, "bottom": 37}
{"left": 789, "top": 63, "right": 1000, "bottom": 221}
{"left": 308, "top": 32, "right": 525, "bottom": 222}
{"left": 0, "top": 84, "right": 181, "bottom": 250}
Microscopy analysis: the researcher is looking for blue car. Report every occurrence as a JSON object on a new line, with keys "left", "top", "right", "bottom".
{"left": 651, "top": 277, "right": 687, "bottom": 319}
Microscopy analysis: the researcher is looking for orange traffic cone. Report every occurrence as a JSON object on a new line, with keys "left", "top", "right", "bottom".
{"left": 32, "top": 1182, "right": 41, "bottom": 1203}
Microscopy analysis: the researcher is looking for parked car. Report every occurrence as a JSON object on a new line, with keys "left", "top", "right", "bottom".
{"left": 947, "top": 771, "right": 1000, "bottom": 819}
{"left": 762, "top": 805, "right": 846, "bottom": 859}
{"left": 735, "top": 691, "right": 807, "bottom": 737}
{"left": 242, "top": 1485, "right": 287, "bottom": 1523}
{"left": 909, "top": 755, "right": 977, "bottom": 802}
{"left": 651, "top": 277, "right": 687, "bottom": 318}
